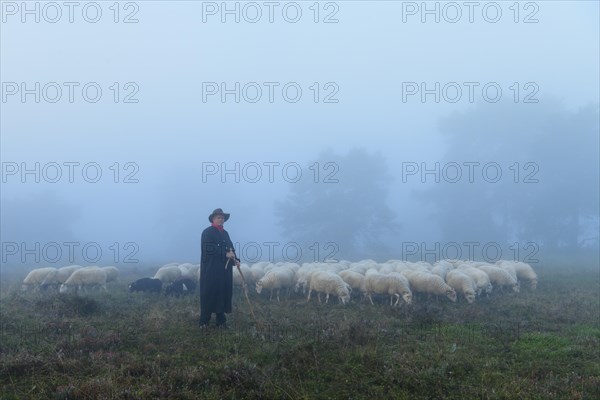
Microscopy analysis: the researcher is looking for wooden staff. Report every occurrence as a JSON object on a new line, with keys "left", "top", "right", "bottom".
{"left": 226, "top": 252, "right": 262, "bottom": 332}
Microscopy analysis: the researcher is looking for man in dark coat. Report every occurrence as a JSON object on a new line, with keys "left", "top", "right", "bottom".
{"left": 199, "top": 208, "right": 240, "bottom": 328}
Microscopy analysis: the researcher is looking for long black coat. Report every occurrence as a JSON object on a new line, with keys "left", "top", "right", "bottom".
{"left": 200, "top": 226, "right": 236, "bottom": 315}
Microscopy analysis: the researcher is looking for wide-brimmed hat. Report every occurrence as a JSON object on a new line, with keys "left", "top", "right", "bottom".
{"left": 208, "top": 208, "right": 230, "bottom": 222}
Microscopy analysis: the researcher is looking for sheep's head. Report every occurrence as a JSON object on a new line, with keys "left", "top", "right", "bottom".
{"left": 339, "top": 293, "right": 350, "bottom": 305}
{"left": 255, "top": 281, "right": 263, "bottom": 294}
{"left": 530, "top": 279, "right": 537, "bottom": 290}
{"left": 337, "top": 285, "right": 351, "bottom": 299}
{"left": 465, "top": 291, "right": 476, "bottom": 303}
{"left": 512, "top": 282, "right": 520, "bottom": 293}
{"left": 446, "top": 288, "right": 457, "bottom": 302}
{"left": 294, "top": 278, "right": 306, "bottom": 293}
{"left": 402, "top": 291, "right": 412, "bottom": 304}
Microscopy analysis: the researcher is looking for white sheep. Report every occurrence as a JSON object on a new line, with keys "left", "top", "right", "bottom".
{"left": 445, "top": 270, "right": 477, "bottom": 303}
{"left": 456, "top": 265, "right": 493, "bottom": 296}
{"left": 186, "top": 264, "right": 201, "bottom": 283}
{"left": 59, "top": 268, "right": 108, "bottom": 293}
{"left": 101, "top": 266, "right": 119, "bottom": 282}
{"left": 255, "top": 267, "right": 295, "bottom": 301}
{"left": 514, "top": 261, "right": 538, "bottom": 290}
{"left": 496, "top": 261, "right": 518, "bottom": 282}
{"left": 40, "top": 265, "right": 82, "bottom": 287}
{"left": 22, "top": 267, "right": 58, "bottom": 291}
{"left": 477, "top": 265, "right": 520, "bottom": 292}
{"left": 498, "top": 260, "right": 538, "bottom": 290}
{"left": 294, "top": 263, "right": 339, "bottom": 293}
{"left": 294, "top": 264, "right": 319, "bottom": 294}
{"left": 338, "top": 270, "right": 367, "bottom": 299}
{"left": 387, "top": 272, "right": 413, "bottom": 305}
{"left": 307, "top": 271, "right": 351, "bottom": 305}
{"left": 402, "top": 270, "right": 457, "bottom": 302}
{"left": 365, "top": 270, "right": 412, "bottom": 306}
{"left": 153, "top": 265, "right": 182, "bottom": 283}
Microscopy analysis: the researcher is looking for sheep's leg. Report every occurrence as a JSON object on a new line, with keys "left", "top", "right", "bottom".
{"left": 317, "top": 293, "right": 322, "bottom": 304}
{"left": 269, "top": 289, "right": 274, "bottom": 301}
{"left": 307, "top": 288, "right": 312, "bottom": 302}
{"left": 368, "top": 294, "right": 374, "bottom": 305}
{"left": 325, "top": 293, "right": 330, "bottom": 304}
{"left": 394, "top": 294, "right": 400, "bottom": 306}
{"left": 277, "top": 288, "right": 281, "bottom": 302}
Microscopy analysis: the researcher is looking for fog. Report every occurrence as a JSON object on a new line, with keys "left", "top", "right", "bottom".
{"left": 1, "top": 1, "right": 598, "bottom": 268}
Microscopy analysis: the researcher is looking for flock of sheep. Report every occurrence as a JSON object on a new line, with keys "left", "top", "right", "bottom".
{"left": 21, "top": 265, "right": 119, "bottom": 293}
{"left": 18, "top": 259, "right": 537, "bottom": 306}
{"left": 19, "top": 263, "right": 198, "bottom": 296}
{"left": 129, "top": 262, "right": 199, "bottom": 296}
{"left": 238, "top": 259, "right": 537, "bottom": 305}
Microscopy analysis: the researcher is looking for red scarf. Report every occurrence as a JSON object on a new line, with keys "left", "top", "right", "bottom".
{"left": 211, "top": 223, "right": 224, "bottom": 231}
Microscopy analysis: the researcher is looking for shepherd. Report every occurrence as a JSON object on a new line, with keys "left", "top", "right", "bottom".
{"left": 199, "top": 208, "right": 240, "bottom": 328}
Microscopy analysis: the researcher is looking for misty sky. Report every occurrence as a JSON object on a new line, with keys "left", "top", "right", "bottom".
{"left": 1, "top": 1, "right": 599, "bottom": 266}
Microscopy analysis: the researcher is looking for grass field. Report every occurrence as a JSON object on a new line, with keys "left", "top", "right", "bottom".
{"left": 1, "top": 263, "right": 599, "bottom": 399}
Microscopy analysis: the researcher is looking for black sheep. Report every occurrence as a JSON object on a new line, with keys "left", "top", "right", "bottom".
{"left": 165, "top": 278, "right": 197, "bottom": 297}
{"left": 129, "top": 277, "right": 162, "bottom": 293}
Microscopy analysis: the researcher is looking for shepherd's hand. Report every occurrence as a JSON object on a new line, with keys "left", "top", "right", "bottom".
{"left": 234, "top": 260, "right": 241, "bottom": 268}
{"left": 226, "top": 250, "right": 236, "bottom": 259}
